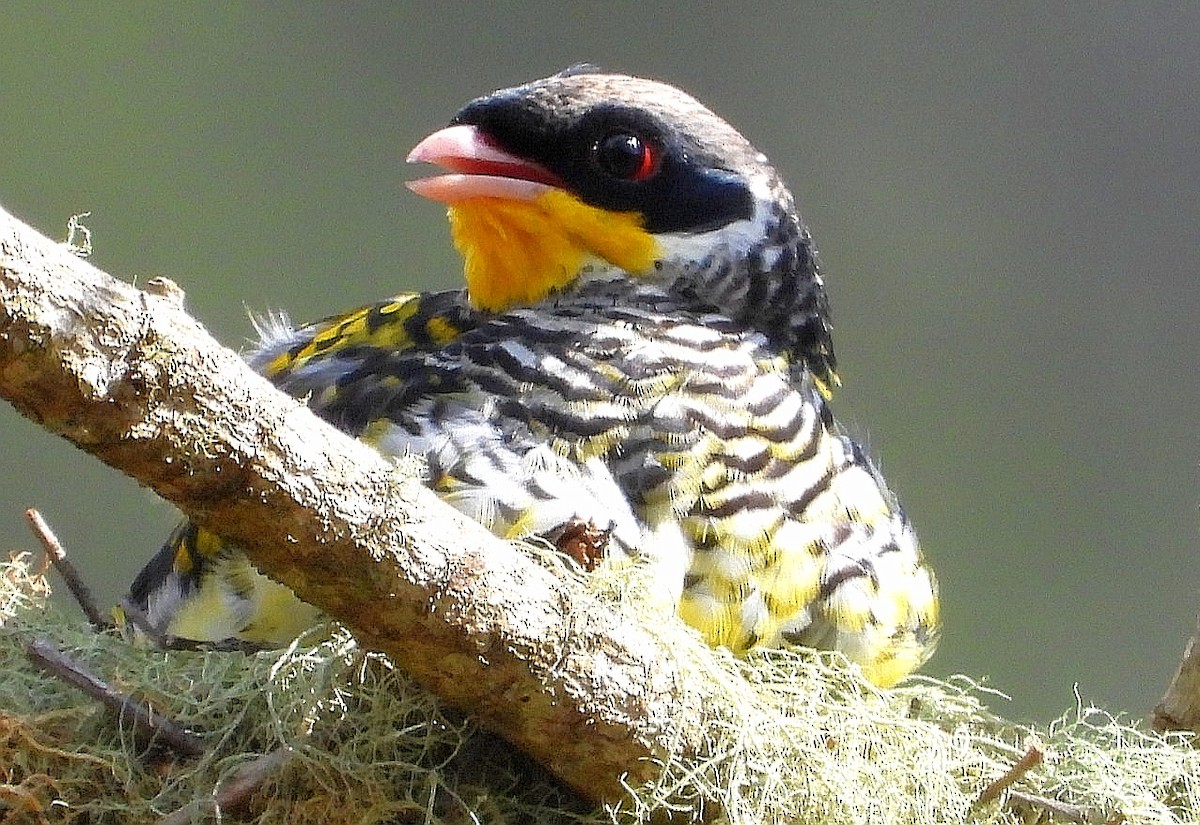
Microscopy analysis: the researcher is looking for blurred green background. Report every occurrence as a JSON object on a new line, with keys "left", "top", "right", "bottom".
{"left": 2, "top": 3, "right": 1197, "bottom": 723}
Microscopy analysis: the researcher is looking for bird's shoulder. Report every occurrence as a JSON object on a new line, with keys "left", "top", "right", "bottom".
{"left": 249, "top": 289, "right": 478, "bottom": 385}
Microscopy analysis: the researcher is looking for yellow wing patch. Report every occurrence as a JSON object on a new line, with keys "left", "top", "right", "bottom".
{"left": 264, "top": 293, "right": 478, "bottom": 382}
{"left": 424, "top": 315, "right": 462, "bottom": 343}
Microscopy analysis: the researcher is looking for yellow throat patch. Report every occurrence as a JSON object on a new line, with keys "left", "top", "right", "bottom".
{"left": 447, "top": 189, "right": 660, "bottom": 312}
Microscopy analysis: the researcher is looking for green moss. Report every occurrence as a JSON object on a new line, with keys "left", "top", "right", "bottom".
{"left": 1, "top": 553, "right": 1195, "bottom": 824}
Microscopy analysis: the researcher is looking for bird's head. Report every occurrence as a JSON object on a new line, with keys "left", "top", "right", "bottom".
{"left": 408, "top": 67, "right": 836, "bottom": 388}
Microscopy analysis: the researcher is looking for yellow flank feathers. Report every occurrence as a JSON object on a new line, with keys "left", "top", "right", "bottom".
{"left": 167, "top": 553, "right": 323, "bottom": 646}
{"left": 448, "top": 190, "right": 659, "bottom": 311}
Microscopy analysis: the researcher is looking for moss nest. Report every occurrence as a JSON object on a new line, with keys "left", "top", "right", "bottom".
{"left": 1, "top": 552, "right": 1196, "bottom": 824}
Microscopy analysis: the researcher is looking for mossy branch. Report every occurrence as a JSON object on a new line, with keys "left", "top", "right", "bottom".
{"left": 0, "top": 203, "right": 702, "bottom": 803}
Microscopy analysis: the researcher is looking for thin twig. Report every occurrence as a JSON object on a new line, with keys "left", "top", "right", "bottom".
{"left": 156, "top": 747, "right": 295, "bottom": 825}
{"left": 25, "top": 636, "right": 205, "bottom": 758}
{"left": 25, "top": 508, "right": 108, "bottom": 629}
{"left": 1151, "top": 610, "right": 1200, "bottom": 734}
{"left": 1007, "top": 790, "right": 1097, "bottom": 824}
{"left": 976, "top": 740, "right": 1045, "bottom": 805}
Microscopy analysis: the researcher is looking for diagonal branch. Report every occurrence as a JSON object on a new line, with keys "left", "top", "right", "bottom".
{"left": 0, "top": 203, "right": 703, "bottom": 803}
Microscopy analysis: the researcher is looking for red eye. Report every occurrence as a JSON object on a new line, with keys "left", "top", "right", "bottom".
{"left": 595, "top": 132, "right": 659, "bottom": 181}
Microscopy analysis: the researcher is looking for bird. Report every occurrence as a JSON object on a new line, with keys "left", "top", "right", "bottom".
{"left": 125, "top": 66, "right": 939, "bottom": 687}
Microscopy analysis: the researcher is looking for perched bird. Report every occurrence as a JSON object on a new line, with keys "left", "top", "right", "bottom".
{"left": 127, "top": 67, "right": 938, "bottom": 687}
